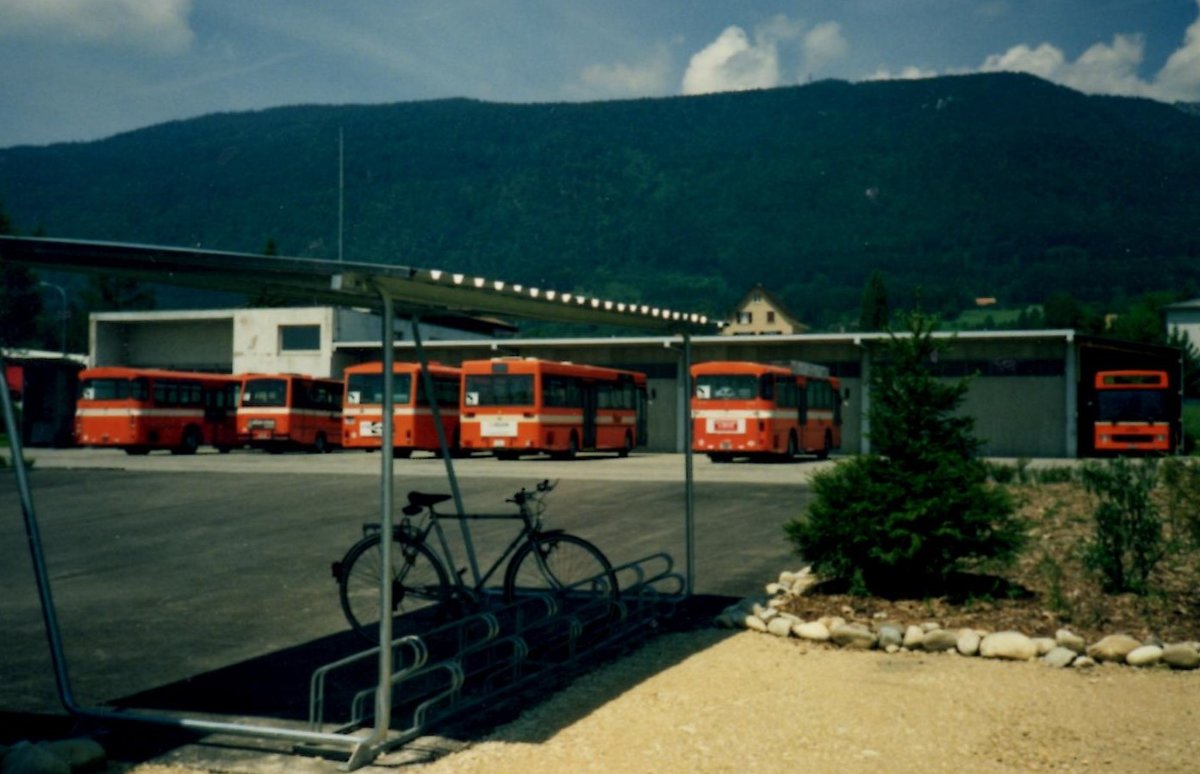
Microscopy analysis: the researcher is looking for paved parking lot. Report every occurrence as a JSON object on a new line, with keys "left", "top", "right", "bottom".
{"left": 1, "top": 449, "right": 822, "bottom": 720}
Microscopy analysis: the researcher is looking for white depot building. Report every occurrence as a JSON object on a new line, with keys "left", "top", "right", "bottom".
{"left": 88, "top": 306, "right": 512, "bottom": 378}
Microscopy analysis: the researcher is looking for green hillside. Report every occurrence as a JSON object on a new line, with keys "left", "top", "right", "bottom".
{"left": 2, "top": 73, "right": 1199, "bottom": 329}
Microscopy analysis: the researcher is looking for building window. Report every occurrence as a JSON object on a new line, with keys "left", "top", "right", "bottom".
{"left": 737, "top": 311, "right": 753, "bottom": 324}
{"left": 279, "top": 324, "right": 320, "bottom": 351}
{"left": 767, "top": 311, "right": 776, "bottom": 323}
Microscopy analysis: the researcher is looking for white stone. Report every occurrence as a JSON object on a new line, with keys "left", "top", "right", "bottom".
{"left": 793, "top": 621, "right": 832, "bottom": 642}
{"left": 767, "top": 616, "right": 794, "bottom": 637}
{"left": 1087, "top": 634, "right": 1142, "bottom": 663}
{"left": 1126, "top": 645, "right": 1163, "bottom": 667}
{"left": 903, "top": 625, "right": 925, "bottom": 649}
{"left": 1055, "top": 628, "right": 1086, "bottom": 654}
{"left": 877, "top": 624, "right": 903, "bottom": 650}
{"left": 920, "top": 629, "right": 960, "bottom": 653}
{"left": 752, "top": 603, "right": 777, "bottom": 621}
{"left": 741, "top": 614, "right": 768, "bottom": 632}
{"left": 1042, "top": 647, "right": 1078, "bottom": 668}
{"left": 1072, "top": 656, "right": 1097, "bottom": 669}
{"left": 1162, "top": 643, "right": 1200, "bottom": 670}
{"left": 765, "top": 582, "right": 789, "bottom": 596}
{"left": 44, "top": 738, "right": 106, "bottom": 770}
{"left": 1032, "top": 637, "right": 1056, "bottom": 656}
{"left": 920, "top": 621, "right": 941, "bottom": 632}
{"left": 956, "top": 629, "right": 981, "bottom": 656}
{"left": 831, "top": 623, "right": 878, "bottom": 650}
{"left": 979, "top": 631, "right": 1038, "bottom": 661}
{"left": 819, "top": 615, "right": 846, "bottom": 631}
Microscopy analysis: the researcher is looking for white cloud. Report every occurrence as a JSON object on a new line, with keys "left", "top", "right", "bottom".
{"left": 871, "top": 0, "right": 1200, "bottom": 104}
{"left": 865, "top": 65, "right": 940, "bottom": 82}
{"left": 803, "top": 21, "right": 848, "bottom": 75}
{"left": 682, "top": 25, "right": 781, "bottom": 95}
{"left": 981, "top": 34, "right": 1151, "bottom": 98}
{"left": 0, "top": 0, "right": 194, "bottom": 54}
{"left": 572, "top": 46, "right": 673, "bottom": 100}
{"left": 1154, "top": 0, "right": 1200, "bottom": 101}
{"left": 681, "top": 15, "right": 846, "bottom": 96}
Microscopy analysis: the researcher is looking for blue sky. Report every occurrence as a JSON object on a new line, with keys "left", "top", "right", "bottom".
{"left": 1, "top": 1, "right": 1198, "bottom": 148}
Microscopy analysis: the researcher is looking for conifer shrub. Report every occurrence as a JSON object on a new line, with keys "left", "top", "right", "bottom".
{"left": 1080, "top": 457, "right": 1164, "bottom": 594}
{"left": 784, "top": 312, "right": 1026, "bottom": 596}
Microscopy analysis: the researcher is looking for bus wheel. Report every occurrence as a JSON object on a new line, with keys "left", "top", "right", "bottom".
{"left": 817, "top": 431, "right": 832, "bottom": 461}
{"left": 173, "top": 427, "right": 201, "bottom": 455}
{"left": 310, "top": 433, "right": 329, "bottom": 454}
{"left": 785, "top": 433, "right": 799, "bottom": 460}
{"left": 617, "top": 433, "right": 633, "bottom": 458}
{"left": 554, "top": 434, "right": 578, "bottom": 460}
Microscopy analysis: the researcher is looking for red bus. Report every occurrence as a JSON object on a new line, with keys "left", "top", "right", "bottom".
{"left": 460, "top": 357, "right": 647, "bottom": 459}
{"left": 74, "top": 366, "right": 240, "bottom": 455}
{"left": 691, "top": 360, "right": 842, "bottom": 462}
{"left": 238, "top": 373, "right": 343, "bottom": 452}
{"left": 342, "top": 361, "right": 463, "bottom": 457}
{"left": 1092, "top": 370, "right": 1174, "bottom": 454}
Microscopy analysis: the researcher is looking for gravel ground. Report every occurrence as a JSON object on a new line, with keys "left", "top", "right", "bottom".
{"left": 411, "top": 629, "right": 1198, "bottom": 773}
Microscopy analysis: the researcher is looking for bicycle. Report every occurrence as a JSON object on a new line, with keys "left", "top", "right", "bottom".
{"left": 332, "top": 479, "right": 619, "bottom": 642}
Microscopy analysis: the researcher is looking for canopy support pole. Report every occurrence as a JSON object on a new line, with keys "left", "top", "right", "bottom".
{"left": 682, "top": 332, "right": 695, "bottom": 596}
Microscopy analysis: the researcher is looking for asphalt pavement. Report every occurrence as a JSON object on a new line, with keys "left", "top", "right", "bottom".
{"left": 1, "top": 449, "right": 820, "bottom": 770}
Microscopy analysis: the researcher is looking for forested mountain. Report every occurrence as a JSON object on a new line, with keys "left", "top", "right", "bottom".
{"left": 2, "top": 72, "right": 1199, "bottom": 330}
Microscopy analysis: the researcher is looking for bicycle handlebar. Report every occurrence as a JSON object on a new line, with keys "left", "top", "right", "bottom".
{"left": 506, "top": 479, "right": 557, "bottom": 506}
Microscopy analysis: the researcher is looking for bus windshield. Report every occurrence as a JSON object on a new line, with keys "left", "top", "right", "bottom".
{"left": 345, "top": 373, "right": 413, "bottom": 405}
{"left": 464, "top": 374, "right": 534, "bottom": 407}
{"left": 241, "top": 378, "right": 288, "bottom": 407}
{"left": 1097, "top": 390, "right": 1169, "bottom": 422}
{"left": 695, "top": 375, "right": 759, "bottom": 401}
{"left": 79, "top": 378, "right": 148, "bottom": 401}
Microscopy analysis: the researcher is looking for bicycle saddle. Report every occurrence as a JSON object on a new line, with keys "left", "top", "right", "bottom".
{"left": 406, "top": 491, "right": 453, "bottom": 508}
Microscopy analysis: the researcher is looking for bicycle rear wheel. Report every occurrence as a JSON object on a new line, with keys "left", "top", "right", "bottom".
{"left": 502, "top": 532, "right": 618, "bottom": 607}
{"left": 336, "top": 532, "right": 450, "bottom": 642}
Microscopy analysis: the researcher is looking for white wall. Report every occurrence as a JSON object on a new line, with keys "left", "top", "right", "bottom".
{"left": 232, "top": 307, "right": 336, "bottom": 377}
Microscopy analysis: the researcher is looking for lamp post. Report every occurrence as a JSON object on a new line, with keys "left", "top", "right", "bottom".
{"left": 38, "top": 281, "right": 68, "bottom": 356}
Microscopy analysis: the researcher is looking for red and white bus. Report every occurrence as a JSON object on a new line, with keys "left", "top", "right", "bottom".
{"left": 74, "top": 366, "right": 240, "bottom": 454}
{"left": 238, "top": 373, "right": 343, "bottom": 453}
{"left": 342, "top": 361, "right": 463, "bottom": 456}
{"left": 691, "top": 360, "right": 842, "bottom": 462}
{"left": 459, "top": 357, "right": 647, "bottom": 459}
{"left": 1092, "top": 370, "right": 1174, "bottom": 454}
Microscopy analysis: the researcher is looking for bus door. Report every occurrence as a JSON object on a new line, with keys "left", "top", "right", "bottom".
{"left": 636, "top": 383, "right": 649, "bottom": 447}
{"left": 204, "top": 381, "right": 238, "bottom": 449}
{"left": 581, "top": 380, "right": 598, "bottom": 448}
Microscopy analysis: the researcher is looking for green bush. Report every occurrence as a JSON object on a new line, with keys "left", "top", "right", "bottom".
{"left": 1160, "top": 457, "right": 1200, "bottom": 550}
{"left": 784, "top": 312, "right": 1026, "bottom": 596}
{"left": 1079, "top": 457, "right": 1163, "bottom": 594}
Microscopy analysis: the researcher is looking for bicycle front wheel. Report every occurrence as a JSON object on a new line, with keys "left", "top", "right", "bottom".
{"left": 502, "top": 533, "right": 618, "bottom": 607}
{"left": 337, "top": 532, "right": 450, "bottom": 642}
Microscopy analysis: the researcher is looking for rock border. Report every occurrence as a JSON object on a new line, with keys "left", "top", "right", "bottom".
{"left": 714, "top": 568, "right": 1200, "bottom": 672}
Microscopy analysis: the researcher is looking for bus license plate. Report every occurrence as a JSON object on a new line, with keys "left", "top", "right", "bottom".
{"left": 709, "top": 418, "right": 744, "bottom": 434}
{"left": 482, "top": 418, "right": 518, "bottom": 437}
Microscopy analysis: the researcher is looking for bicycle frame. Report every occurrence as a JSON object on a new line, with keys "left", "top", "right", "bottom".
{"left": 396, "top": 499, "right": 544, "bottom": 601}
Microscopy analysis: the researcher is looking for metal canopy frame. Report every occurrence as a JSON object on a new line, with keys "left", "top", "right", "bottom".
{"left": 1, "top": 235, "right": 707, "bottom": 768}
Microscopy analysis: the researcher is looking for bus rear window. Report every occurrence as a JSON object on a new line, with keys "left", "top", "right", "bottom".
{"left": 242, "top": 378, "right": 288, "bottom": 407}
{"left": 346, "top": 373, "right": 413, "bottom": 405}
{"left": 464, "top": 374, "right": 534, "bottom": 407}
{"left": 695, "top": 375, "right": 759, "bottom": 400}
{"left": 79, "top": 378, "right": 148, "bottom": 401}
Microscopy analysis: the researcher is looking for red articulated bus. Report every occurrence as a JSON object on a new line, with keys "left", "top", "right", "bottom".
{"left": 691, "top": 360, "right": 842, "bottom": 462}
{"left": 74, "top": 366, "right": 240, "bottom": 454}
{"left": 238, "top": 373, "right": 343, "bottom": 453}
{"left": 459, "top": 357, "right": 647, "bottom": 459}
{"left": 1092, "top": 370, "right": 1174, "bottom": 454}
{"left": 341, "top": 361, "right": 463, "bottom": 457}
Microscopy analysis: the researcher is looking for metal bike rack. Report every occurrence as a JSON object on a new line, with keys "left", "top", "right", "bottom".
{"left": 308, "top": 552, "right": 685, "bottom": 748}
{"left": 0, "top": 236, "right": 707, "bottom": 770}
